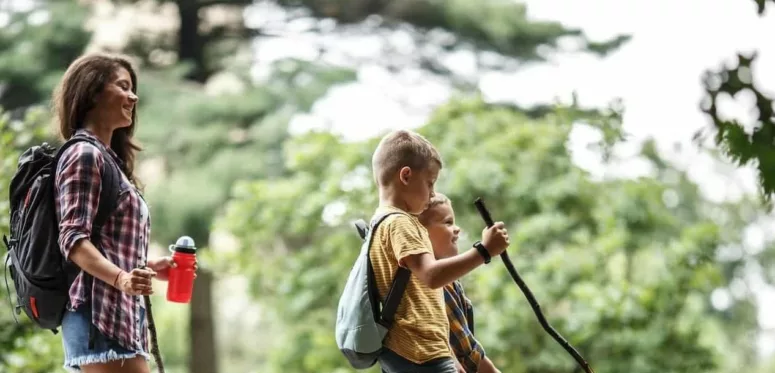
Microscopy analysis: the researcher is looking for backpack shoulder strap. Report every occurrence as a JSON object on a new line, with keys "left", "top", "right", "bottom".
{"left": 55, "top": 134, "right": 122, "bottom": 239}
{"left": 380, "top": 264, "right": 410, "bottom": 327}
{"left": 361, "top": 211, "right": 411, "bottom": 328}
{"left": 91, "top": 149, "right": 121, "bottom": 233}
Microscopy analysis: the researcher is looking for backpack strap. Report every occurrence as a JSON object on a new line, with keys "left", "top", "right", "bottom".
{"left": 90, "top": 145, "right": 121, "bottom": 234}
{"left": 380, "top": 267, "right": 410, "bottom": 327}
{"left": 360, "top": 212, "right": 412, "bottom": 329}
{"left": 55, "top": 133, "right": 122, "bottom": 235}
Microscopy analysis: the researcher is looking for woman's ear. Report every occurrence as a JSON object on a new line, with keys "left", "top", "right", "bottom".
{"left": 399, "top": 166, "right": 412, "bottom": 185}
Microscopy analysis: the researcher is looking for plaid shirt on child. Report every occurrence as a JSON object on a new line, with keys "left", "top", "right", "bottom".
{"left": 445, "top": 280, "right": 486, "bottom": 372}
{"left": 55, "top": 129, "right": 150, "bottom": 352}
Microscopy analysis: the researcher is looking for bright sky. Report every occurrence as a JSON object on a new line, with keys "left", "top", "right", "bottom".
{"left": 249, "top": 0, "right": 775, "bottom": 357}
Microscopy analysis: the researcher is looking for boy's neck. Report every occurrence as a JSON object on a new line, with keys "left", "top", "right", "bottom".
{"left": 378, "top": 186, "right": 410, "bottom": 213}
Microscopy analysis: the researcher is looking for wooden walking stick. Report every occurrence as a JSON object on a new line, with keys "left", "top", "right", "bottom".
{"left": 474, "top": 198, "right": 595, "bottom": 373}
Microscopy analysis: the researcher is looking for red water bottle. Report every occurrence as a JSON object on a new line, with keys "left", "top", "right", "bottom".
{"left": 166, "top": 236, "right": 197, "bottom": 303}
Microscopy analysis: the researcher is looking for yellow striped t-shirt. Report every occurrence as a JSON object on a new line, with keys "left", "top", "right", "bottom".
{"left": 369, "top": 206, "right": 450, "bottom": 364}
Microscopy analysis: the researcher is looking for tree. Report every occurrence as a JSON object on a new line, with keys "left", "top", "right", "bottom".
{"left": 699, "top": 0, "right": 775, "bottom": 204}
{"left": 115, "top": 0, "right": 254, "bottom": 82}
{"left": 0, "top": 1, "right": 91, "bottom": 115}
{"left": 218, "top": 96, "right": 768, "bottom": 373}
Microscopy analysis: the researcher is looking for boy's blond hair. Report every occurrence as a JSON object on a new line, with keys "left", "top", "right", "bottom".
{"left": 372, "top": 129, "right": 443, "bottom": 187}
{"left": 418, "top": 193, "right": 450, "bottom": 226}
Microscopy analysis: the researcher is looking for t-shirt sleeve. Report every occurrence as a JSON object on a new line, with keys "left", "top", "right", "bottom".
{"left": 387, "top": 214, "right": 433, "bottom": 267}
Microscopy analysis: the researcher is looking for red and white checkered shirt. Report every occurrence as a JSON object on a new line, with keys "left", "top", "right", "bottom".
{"left": 55, "top": 129, "right": 151, "bottom": 352}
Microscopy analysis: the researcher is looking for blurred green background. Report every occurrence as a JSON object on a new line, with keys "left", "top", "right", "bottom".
{"left": 2, "top": 0, "right": 775, "bottom": 372}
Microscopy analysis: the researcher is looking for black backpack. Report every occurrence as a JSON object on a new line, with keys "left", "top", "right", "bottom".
{"left": 2, "top": 133, "right": 121, "bottom": 333}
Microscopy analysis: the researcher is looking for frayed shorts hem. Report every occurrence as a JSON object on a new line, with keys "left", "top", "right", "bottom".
{"left": 61, "top": 305, "right": 149, "bottom": 372}
{"left": 63, "top": 350, "right": 150, "bottom": 372}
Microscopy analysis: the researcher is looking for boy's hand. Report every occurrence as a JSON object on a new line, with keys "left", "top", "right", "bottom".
{"left": 454, "top": 360, "right": 466, "bottom": 373}
{"left": 481, "top": 221, "right": 509, "bottom": 256}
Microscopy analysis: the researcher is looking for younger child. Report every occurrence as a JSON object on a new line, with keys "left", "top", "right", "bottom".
{"left": 419, "top": 193, "right": 502, "bottom": 373}
{"left": 369, "top": 129, "right": 510, "bottom": 373}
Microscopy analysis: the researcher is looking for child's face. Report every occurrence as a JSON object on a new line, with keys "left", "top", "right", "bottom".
{"left": 424, "top": 202, "right": 460, "bottom": 259}
{"left": 400, "top": 162, "right": 439, "bottom": 215}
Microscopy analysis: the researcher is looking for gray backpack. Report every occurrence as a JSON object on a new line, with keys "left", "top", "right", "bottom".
{"left": 335, "top": 212, "right": 411, "bottom": 369}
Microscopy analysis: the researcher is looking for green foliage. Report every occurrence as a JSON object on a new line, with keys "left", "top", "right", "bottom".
{"left": 218, "top": 97, "right": 766, "bottom": 372}
{"left": 0, "top": 108, "right": 63, "bottom": 373}
{"left": 0, "top": 1, "right": 90, "bottom": 112}
{"left": 700, "top": 53, "right": 775, "bottom": 204}
{"left": 699, "top": 2, "right": 775, "bottom": 204}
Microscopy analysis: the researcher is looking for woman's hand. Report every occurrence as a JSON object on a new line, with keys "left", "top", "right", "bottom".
{"left": 146, "top": 256, "right": 198, "bottom": 281}
{"left": 114, "top": 268, "right": 156, "bottom": 296}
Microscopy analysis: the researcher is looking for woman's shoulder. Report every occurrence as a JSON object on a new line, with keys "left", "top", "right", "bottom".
{"left": 59, "top": 140, "right": 105, "bottom": 166}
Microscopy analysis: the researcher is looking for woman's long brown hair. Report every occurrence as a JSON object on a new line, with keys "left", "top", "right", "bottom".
{"left": 52, "top": 53, "right": 143, "bottom": 188}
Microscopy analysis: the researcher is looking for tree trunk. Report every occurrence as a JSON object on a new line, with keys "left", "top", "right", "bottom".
{"left": 176, "top": 0, "right": 208, "bottom": 82}
{"left": 189, "top": 269, "right": 217, "bottom": 373}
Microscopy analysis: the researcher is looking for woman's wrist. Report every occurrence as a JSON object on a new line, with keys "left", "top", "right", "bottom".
{"left": 112, "top": 269, "right": 125, "bottom": 289}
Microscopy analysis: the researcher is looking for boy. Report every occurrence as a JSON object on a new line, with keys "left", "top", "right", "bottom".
{"left": 419, "top": 194, "right": 502, "bottom": 373}
{"left": 369, "top": 129, "right": 510, "bottom": 373}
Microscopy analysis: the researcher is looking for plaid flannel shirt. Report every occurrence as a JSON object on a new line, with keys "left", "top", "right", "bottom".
{"left": 55, "top": 129, "right": 151, "bottom": 352}
{"left": 445, "top": 280, "right": 485, "bottom": 372}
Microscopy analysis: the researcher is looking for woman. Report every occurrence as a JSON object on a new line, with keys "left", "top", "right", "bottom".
{"left": 54, "top": 53, "right": 174, "bottom": 373}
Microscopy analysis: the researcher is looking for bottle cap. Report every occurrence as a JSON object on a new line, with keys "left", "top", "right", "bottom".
{"left": 169, "top": 236, "right": 196, "bottom": 254}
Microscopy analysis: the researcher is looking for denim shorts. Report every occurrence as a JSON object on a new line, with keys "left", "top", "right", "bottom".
{"left": 61, "top": 305, "right": 149, "bottom": 372}
{"left": 379, "top": 349, "right": 458, "bottom": 373}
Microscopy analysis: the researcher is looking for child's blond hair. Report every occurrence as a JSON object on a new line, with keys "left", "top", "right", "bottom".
{"left": 418, "top": 193, "right": 451, "bottom": 226}
{"left": 371, "top": 130, "right": 442, "bottom": 187}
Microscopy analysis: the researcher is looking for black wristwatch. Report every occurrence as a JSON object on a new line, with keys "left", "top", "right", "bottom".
{"left": 473, "top": 241, "right": 491, "bottom": 264}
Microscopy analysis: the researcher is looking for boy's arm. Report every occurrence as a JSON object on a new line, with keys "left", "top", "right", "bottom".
{"left": 388, "top": 214, "right": 487, "bottom": 289}
{"left": 398, "top": 219, "right": 509, "bottom": 290}
{"left": 402, "top": 250, "right": 484, "bottom": 289}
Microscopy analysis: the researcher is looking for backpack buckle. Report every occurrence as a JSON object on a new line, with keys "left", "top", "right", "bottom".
{"left": 353, "top": 220, "right": 369, "bottom": 240}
